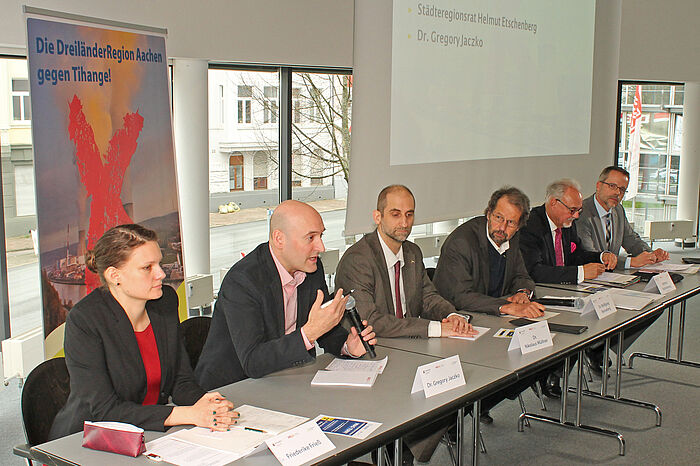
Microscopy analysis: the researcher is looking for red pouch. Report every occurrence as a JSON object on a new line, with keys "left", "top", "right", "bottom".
{"left": 82, "top": 421, "right": 146, "bottom": 457}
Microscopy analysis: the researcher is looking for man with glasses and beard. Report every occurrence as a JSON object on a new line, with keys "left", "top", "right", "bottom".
{"left": 433, "top": 186, "right": 543, "bottom": 421}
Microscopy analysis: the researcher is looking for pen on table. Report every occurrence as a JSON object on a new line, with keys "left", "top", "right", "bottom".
{"left": 244, "top": 427, "right": 267, "bottom": 433}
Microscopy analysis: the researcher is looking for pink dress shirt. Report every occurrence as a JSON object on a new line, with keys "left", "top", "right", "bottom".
{"left": 269, "top": 245, "right": 314, "bottom": 350}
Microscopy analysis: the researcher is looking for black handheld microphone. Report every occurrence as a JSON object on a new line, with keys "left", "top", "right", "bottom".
{"left": 534, "top": 297, "right": 584, "bottom": 308}
{"left": 345, "top": 296, "right": 376, "bottom": 358}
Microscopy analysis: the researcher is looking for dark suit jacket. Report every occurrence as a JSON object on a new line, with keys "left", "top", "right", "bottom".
{"left": 577, "top": 194, "right": 651, "bottom": 262}
{"left": 50, "top": 286, "right": 204, "bottom": 439}
{"left": 195, "top": 242, "right": 348, "bottom": 390}
{"left": 519, "top": 204, "right": 602, "bottom": 284}
{"left": 433, "top": 216, "right": 535, "bottom": 315}
{"left": 335, "top": 231, "right": 457, "bottom": 338}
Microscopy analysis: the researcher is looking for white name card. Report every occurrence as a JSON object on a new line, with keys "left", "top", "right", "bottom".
{"left": 266, "top": 421, "right": 335, "bottom": 466}
{"left": 507, "top": 320, "right": 553, "bottom": 354}
{"left": 643, "top": 271, "right": 676, "bottom": 295}
{"left": 411, "top": 355, "right": 465, "bottom": 398}
{"left": 580, "top": 289, "right": 618, "bottom": 319}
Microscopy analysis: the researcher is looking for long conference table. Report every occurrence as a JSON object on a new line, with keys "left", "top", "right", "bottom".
{"left": 30, "top": 252, "right": 700, "bottom": 466}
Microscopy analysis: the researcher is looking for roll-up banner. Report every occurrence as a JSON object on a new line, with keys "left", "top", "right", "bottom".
{"left": 25, "top": 9, "right": 186, "bottom": 357}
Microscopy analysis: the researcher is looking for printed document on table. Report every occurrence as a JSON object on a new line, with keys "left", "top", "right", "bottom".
{"left": 639, "top": 263, "right": 691, "bottom": 273}
{"left": 585, "top": 272, "right": 639, "bottom": 287}
{"left": 311, "top": 370, "right": 378, "bottom": 387}
{"left": 168, "top": 405, "right": 308, "bottom": 455}
{"left": 448, "top": 326, "right": 490, "bottom": 341}
{"left": 313, "top": 414, "right": 382, "bottom": 439}
{"left": 145, "top": 434, "right": 243, "bottom": 466}
{"left": 607, "top": 288, "right": 659, "bottom": 310}
{"left": 325, "top": 356, "right": 388, "bottom": 374}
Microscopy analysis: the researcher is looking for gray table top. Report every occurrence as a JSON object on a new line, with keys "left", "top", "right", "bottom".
{"left": 32, "top": 346, "right": 512, "bottom": 466}
{"left": 31, "top": 253, "right": 700, "bottom": 465}
{"left": 377, "top": 275, "right": 694, "bottom": 376}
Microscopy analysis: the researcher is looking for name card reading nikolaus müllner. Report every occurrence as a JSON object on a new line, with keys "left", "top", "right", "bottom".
{"left": 580, "top": 289, "right": 617, "bottom": 319}
{"left": 507, "top": 320, "right": 553, "bottom": 355}
{"left": 644, "top": 271, "right": 676, "bottom": 295}
{"left": 411, "top": 354, "right": 466, "bottom": 398}
{"left": 265, "top": 421, "right": 335, "bottom": 466}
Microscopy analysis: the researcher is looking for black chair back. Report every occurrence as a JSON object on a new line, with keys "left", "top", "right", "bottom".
{"left": 180, "top": 316, "right": 212, "bottom": 369}
{"left": 20, "top": 357, "right": 70, "bottom": 447}
{"left": 426, "top": 267, "right": 436, "bottom": 282}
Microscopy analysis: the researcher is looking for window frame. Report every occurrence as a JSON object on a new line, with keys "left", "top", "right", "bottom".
{"left": 209, "top": 63, "right": 351, "bottom": 203}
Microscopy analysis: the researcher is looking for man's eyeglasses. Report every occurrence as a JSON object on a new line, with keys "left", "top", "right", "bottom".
{"left": 490, "top": 212, "right": 519, "bottom": 229}
{"left": 556, "top": 198, "right": 583, "bottom": 216}
{"left": 601, "top": 181, "right": 627, "bottom": 195}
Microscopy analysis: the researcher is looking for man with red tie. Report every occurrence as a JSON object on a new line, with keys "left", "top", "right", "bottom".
{"left": 335, "top": 184, "right": 474, "bottom": 339}
{"left": 335, "top": 185, "right": 474, "bottom": 464}
{"left": 519, "top": 178, "right": 617, "bottom": 285}
{"left": 518, "top": 178, "right": 617, "bottom": 398}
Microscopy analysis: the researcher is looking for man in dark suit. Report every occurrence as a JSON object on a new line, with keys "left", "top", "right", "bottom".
{"left": 519, "top": 178, "right": 617, "bottom": 285}
{"left": 576, "top": 166, "right": 668, "bottom": 373}
{"left": 335, "top": 184, "right": 474, "bottom": 339}
{"left": 519, "top": 178, "right": 617, "bottom": 397}
{"left": 335, "top": 185, "right": 473, "bottom": 464}
{"left": 195, "top": 200, "right": 376, "bottom": 391}
{"left": 433, "top": 187, "right": 549, "bottom": 412}
{"left": 577, "top": 166, "right": 669, "bottom": 268}
{"left": 433, "top": 186, "right": 543, "bottom": 318}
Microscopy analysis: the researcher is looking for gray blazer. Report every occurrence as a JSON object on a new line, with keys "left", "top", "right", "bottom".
{"left": 433, "top": 216, "right": 535, "bottom": 315}
{"left": 577, "top": 194, "right": 651, "bottom": 263}
{"left": 335, "top": 231, "right": 457, "bottom": 338}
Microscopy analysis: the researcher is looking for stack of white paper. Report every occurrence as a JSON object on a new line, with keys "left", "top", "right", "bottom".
{"left": 639, "top": 263, "right": 690, "bottom": 273}
{"left": 311, "top": 370, "right": 378, "bottom": 387}
{"left": 607, "top": 288, "right": 660, "bottom": 310}
{"left": 145, "top": 405, "right": 308, "bottom": 465}
{"left": 448, "top": 326, "right": 490, "bottom": 341}
{"left": 585, "top": 271, "right": 639, "bottom": 287}
{"left": 324, "top": 356, "right": 388, "bottom": 374}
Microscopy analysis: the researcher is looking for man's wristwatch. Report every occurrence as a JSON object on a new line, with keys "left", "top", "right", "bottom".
{"left": 516, "top": 288, "right": 534, "bottom": 300}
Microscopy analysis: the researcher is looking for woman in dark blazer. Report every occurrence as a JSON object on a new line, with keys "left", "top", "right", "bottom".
{"left": 50, "top": 224, "right": 236, "bottom": 439}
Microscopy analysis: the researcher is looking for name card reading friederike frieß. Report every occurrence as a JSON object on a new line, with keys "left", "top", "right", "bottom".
{"left": 644, "top": 271, "right": 677, "bottom": 295}
{"left": 266, "top": 421, "right": 335, "bottom": 466}
{"left": 580, "top": 289, "right": 618, "bottom": 319}
{"left": 411, "top": 354, "right": 466, "bottom": 398}
{"left": 508, "top": 321, "right": 553, "bottom": 354}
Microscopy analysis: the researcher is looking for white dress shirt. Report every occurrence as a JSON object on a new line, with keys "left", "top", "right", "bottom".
{"left": 376, "top": 231, "right": 445, "bottom": 337}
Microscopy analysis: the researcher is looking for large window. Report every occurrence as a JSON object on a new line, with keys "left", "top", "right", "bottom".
{"left": 616, "top": 82, "right": 684, "bottom": 230}
{"left": 1, "top": 57, "right": 41, "bottom": 337}
{"left": 208, "top": 68, "right": 281, "bottom": 288}
{"left": 291, "top": 71, "right": 352, "bottom": 254}
{"left": 208, "top": 67, "right": 352, "bottom": 289}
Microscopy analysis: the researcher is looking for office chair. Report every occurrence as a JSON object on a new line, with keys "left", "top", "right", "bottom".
{"left": 180, "top": 315, "right": 212, "bottom": 369}
{"left": 13, "top": 357, "right": 71, "bottom": 465}
{"left": 426, "top": 267, "right": 436, "bottom": 282}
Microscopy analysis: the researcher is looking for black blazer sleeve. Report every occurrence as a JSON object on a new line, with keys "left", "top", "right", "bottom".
{"left": 520, "top": 206, "right": 603, "bottom": 284}
{"left": 216, "top": 271, "right": 316, "bottom": 379}
{"left": 196, "top": 245, "right": 348, "bottom": 391}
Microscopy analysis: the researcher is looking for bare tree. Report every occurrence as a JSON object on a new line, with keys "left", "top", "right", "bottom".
{"left": 238, "top": 72, "right": 352, "bottom": 185}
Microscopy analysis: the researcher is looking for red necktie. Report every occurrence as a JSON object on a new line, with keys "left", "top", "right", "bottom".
{"left": 554, "top": 228, "right": 564, "bottom": 266}
{"left": 394, "top": 261, "right": 403, "bottom": 318}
